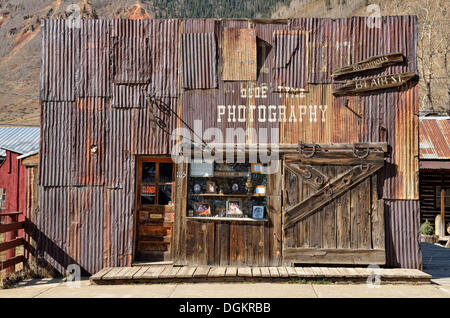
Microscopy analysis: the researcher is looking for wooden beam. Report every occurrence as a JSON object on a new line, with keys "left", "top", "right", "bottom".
{"left": 282, "top": 248, "right": 386, "bottom": 265}
{"left": 0, "top": 238, "right": 23, "bottom": 253}
{"left": 0, "top": 255, "right": 24, "bottom": 270}
{"left": 331, "top": 52, "right": 404, "bottom": 78}
{"left": 283, "top": 164, "right": 384, "bottom": 228}
{"left": 0, "top": 221, "right": 24, "bottom": 234}
{"left": 332, "top": 72, "right": 416, "bottom": 96}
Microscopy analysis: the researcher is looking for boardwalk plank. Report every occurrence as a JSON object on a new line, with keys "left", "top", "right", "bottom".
{"left": 237, "top": 267, "right": 252, "bottom": 277}
{"left": 91, "top": 267, "right": 112, "bottom": 280}
{"left": 176, "top": 266, "right": 197, "bottom": 278}
{"left": 193, "top": 266, "right": 210, "bottom": 278}
{"left": 277, "top": 267, "right": 289, "bottom": 278}
{"left": 225, "top": 267, "right": 237, "bottom": 277}
{"left": 208, "top": 267, "right": 227, "bottom": 278}
{"left": 141, "top": 266, "right": 166, "bottom": 279}
{"left": 252, "top": 267, "right": 262, "bottom": 277}
{"left": 260, "top": 267, "right": 271, "bottom": 278}
{"left": 286, "top": 267, "right": 298, "bottom": 278}
{"left": 159, "top": 266, "right": 181, "bottom": 278}
{"left": 133, "top": 266, "right": 149, "bottom": 278}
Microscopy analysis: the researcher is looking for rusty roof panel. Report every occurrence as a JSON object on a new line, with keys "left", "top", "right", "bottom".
{"left": 40, "top": 20, "right": 78, "bottom": 101}
{"left": 39, "top": 102, "right": 73, "bottom": 186}
{"left": 77, "top": 20, "right": 112, "bottom": 98}
{"left": 273, "top": 30, "right": 309, "bottom": 90}
{"left": 419, "top": 117, "right": 450, "bottom": 160}
{"left": 385, "top": 199, "right": 422, "bottom": 269}
{"left": 71, "top": 98, "right": 106, "bottom": 186}
{"left": 180, "top": 33, "right": 217, "bottom": 89}
{"left": 222, "top": 28, "right": 257, "bottom": 81}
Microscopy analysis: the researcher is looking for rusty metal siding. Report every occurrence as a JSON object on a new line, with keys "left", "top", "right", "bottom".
{"left": 148, "top": 19, "right": 180, "bottom": 97}
{"left": 112, "top": 36, "right": 151, "bottom": 84}
{"left": 131, "top": 97, "right": 178, "bottom": 155}
{"left": 385, "top": 199, "right": 422, "bottom": 269}
{"left": 419, "top": 118, "right": 450, "bottom": 160}
{"left": 40, "top": 102, "right": 73, "bottom": 186}
{"left": 222, "top": 28, "right": 257, "bottom": 81}
{"left": 40, "top": 20, "right": 78, "bottom": 102}
{"left": 180, "top": 33, "right": 217, "bottom": 89}
{"left": 71, "top": 98, "right": 106, "bottom": 186}
{"left": 77, "top": 20, "right": 112, "bottom": 98}
{"left": 112, "top": 84, "right": 147, "bottom": 108}
{"left": 182, "top": 19, "right": 217, "bottom": 33}
{"left": 273, "top": 30, "right": 309, "bottom": 89}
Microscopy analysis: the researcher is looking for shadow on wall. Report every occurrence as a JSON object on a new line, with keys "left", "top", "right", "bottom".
{"left": 25, "top": 218, "right": 90, "bottom": 277}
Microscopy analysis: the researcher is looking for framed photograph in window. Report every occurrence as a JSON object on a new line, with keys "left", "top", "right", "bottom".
{"left": 193, "top": 202, "right": 211, "bottom": 216}
{"left": 226, "top": 199, "right": 243, "bottom": 216}
{"left": 251, "top": 163, "right": 264, "bottom": 173}
{"left": 252, "top": 205, "right": 265, "bottom": 219}
{"left": 206, "top": 181, "right": 216, "bottom": 193}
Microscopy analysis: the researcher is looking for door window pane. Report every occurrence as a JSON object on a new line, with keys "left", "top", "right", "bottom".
{"left": 142, "top": 162, "right": 156, "bottom": 183}
{"left": 159, "top": 163, "right": 173, "bottom": 183}
{"left": 158, "top": 185, "right": 172, "bottom": 205}
{"left": 141, "top": 193, "right": 156, "bottom": 205}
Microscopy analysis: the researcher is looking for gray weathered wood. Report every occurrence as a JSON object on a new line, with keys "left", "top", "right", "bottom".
{"left": 283, "top": 248, "right": 386, "bottom": 265}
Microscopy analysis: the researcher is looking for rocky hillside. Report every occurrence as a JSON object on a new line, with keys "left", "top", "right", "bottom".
{"left": 0, "top": 0, "right": 447, "bottom": 126}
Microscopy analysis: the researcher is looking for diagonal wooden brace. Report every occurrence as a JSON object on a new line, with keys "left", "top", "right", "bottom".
{"left": 283, "top": 163, "right": 384, "bottom": 229}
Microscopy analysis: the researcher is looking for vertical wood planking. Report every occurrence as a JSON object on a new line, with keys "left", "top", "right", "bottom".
{"left": 336, "top": 191, "right": 351, "bottom": 249}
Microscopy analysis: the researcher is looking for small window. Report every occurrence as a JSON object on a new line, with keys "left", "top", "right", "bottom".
{"left": 140, "top": 160, "right": 174, "bottom": 206}
{"left": 0, "top": 188, "right": 5, "bottom": 210}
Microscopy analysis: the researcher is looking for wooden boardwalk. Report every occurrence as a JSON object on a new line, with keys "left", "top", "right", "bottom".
{"left": 91, "top": 265, "right": 431, "bottom": 285}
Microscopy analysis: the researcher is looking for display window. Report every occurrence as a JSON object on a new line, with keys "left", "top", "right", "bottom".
{"left": 187, "top": 162, "right": 267, "bottom": 219}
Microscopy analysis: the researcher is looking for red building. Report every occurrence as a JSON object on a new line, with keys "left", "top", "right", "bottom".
{"left": 0, "top": 127, "right": 40, "bottom": 273}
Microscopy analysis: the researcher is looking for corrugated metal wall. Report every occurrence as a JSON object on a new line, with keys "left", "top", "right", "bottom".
{"left": 39, "top": 17, "right": 420, "bottom": 274}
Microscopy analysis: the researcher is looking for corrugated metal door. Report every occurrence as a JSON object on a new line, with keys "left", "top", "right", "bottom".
{"left": 282, "top": 143, "right": 386, "bottom": 266}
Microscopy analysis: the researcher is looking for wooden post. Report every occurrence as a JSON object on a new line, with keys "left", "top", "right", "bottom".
{"left": 441, "top": 186, "right": 446, "bottom": 237}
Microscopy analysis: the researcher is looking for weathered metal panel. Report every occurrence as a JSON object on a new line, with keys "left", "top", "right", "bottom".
{"left": 112, "top": 36, "right": 151, "bottom": 84}
{"left": 148, "top": 19, "right": 180, "bottom": 97}
{"left": 419, "top": 117, "right": 450, "bottom": 159}
{"left": 111, "top": 84, "right": 146, "bottom": 108}
{"left": 105, "top": 107, "right": 133, "bottom": 188}
{"left": 385, "top": 199, "right": 422, "bottom": 269}
{"left": 280, "top": 84, "right": 360, "bottom": 144}
{"left": 40, "top": 102, "right": 72, "bottom": 186}
{"left": 77, "top": 19, "right": 112, "bottom": 97}
{"left": 71, "top": 98, "right": 106, "bottom": 186}
{"left": 180, "top": 33, "right": 217, "bottom": 89}
{"left": 273, "top": 30, "right": 309, "bottom": 90}
{"left": 131, "top": 97, "right": 178, "bottom": 155}
{"left": 36, "top": 186, "right": 106, "bottom": 275}
{"left": 182, "top": 19, "right": 217, "bottom": 33}
{"left": 40, "top": 19, "right": 78, "bottom": 101}
{"left": 222, "top": 28, "right": 257, "bottom": 81}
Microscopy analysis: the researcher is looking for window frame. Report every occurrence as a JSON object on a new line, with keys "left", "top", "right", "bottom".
{"left": 137, "top": 157, "right": 174, "bottom": 208}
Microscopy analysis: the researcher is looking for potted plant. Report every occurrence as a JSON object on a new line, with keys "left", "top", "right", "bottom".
{"left": 420, "top": 220, "right": 438, "bottom": 243}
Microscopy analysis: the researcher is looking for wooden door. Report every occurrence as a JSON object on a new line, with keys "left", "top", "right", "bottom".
{"left": 136, "top": 157, "right": 175, "bottom": 262}
{"left": 282, "top": 143, "right": 386, "bottom": 265}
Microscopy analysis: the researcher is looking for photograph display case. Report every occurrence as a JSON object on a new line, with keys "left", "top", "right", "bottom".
{"left": 187, "top": 162, "right": 267, "bottom": 219}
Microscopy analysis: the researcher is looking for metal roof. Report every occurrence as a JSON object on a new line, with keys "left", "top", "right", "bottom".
{"left": 0, "top": 126, "right": 40, "bottom": 156}
{"left": 419, "top": 117, "right": 450, "bottom": 160}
